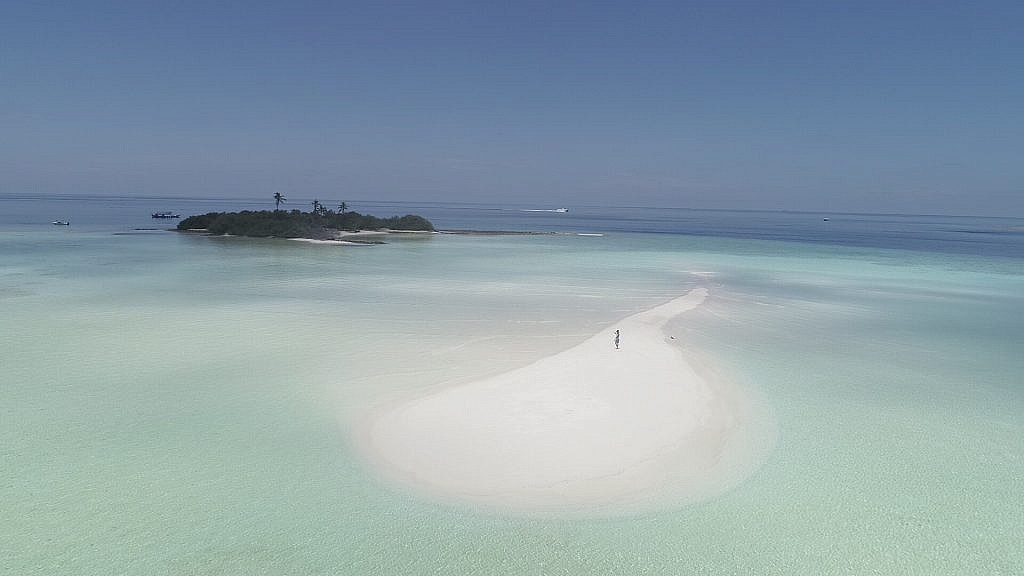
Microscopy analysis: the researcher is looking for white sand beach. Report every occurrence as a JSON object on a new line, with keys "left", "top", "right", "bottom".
{"left": 290, "top": 230, "right": 438, "bottom": 244}
{"left": 359, "top": 288, "right": 775, "bottom": 515}
{"left": 289, "top": 238, "right": 368, "bottom": 245}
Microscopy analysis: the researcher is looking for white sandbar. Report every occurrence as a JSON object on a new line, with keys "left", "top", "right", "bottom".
{"left": 359, "top": 288, "right": 774, "bottom": 515}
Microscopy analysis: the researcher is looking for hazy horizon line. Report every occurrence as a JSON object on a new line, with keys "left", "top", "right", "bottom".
{"left": 1, "top": 191, "right": 1021, "bottom": 220}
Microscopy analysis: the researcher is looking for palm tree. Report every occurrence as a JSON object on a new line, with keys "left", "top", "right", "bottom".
{"left": 273, "top": 192, "right": 286, "bottom": 211}
{"left": 311, "top": 199, "right": 321, "bottom": 215}
{"left": 338, "top": 201, "right": 348, "bottom": 214}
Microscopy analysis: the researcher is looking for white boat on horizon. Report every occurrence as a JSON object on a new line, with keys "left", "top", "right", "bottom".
{"left": 520, "top": 207, "right": 569, "bottom": 213}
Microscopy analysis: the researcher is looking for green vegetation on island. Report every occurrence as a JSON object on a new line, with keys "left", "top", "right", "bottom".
{"left": 177, "top": 199, "right": 434, "bottom": 239}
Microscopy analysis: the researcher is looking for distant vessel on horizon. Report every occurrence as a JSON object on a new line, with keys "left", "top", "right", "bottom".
{"left": 520, "top": 207, "right": 569, "bottom": 213}
{"left": 151, "top": 211, "right": 181, "bottom": 219}
{"left": 52, "top": 220, "right": 70, "bottom": 226}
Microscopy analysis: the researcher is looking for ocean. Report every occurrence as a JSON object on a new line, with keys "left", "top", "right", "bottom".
{"left": 2, "top": 194, "right": 1021, "bottom": 574}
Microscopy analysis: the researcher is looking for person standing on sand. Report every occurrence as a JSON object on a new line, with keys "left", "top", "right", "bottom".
{"left": 614, "top": 329, "right": 620, "bottom": 349}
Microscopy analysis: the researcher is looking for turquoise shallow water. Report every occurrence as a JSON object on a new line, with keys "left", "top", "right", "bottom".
{"left": 2, "top": 199, "right": 1022, "bottom": 574}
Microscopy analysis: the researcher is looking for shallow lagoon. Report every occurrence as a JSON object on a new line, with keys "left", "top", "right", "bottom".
{"left": 2, "top": 197, "right": 1022, "bottom": 574}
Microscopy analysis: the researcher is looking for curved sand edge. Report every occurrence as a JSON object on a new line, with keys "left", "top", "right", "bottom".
{"left": 356, "top": 288, "right": 776, "bottom": 516}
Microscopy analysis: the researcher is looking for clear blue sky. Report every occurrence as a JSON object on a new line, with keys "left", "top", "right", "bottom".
{"left": 2, "top": 1, "right": 1022, "bottom": 215}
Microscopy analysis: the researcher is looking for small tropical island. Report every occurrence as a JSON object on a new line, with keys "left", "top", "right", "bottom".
{"left": 176, "top": 196, "right": 434, "bottom": 240}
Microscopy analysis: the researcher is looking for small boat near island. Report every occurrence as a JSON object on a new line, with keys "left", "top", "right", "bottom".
{"left": 152, "top": 212, "right": 181, "bottom": 219}
{"left": 52, "top": 220, "right": 70, "bottom": 226}
{"left": 520, "top": 207, "right": 569, "bottom": 213}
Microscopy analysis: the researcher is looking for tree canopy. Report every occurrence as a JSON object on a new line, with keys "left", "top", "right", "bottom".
{"left": 177, "top": 209, "right": 435, "bottom": 239}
